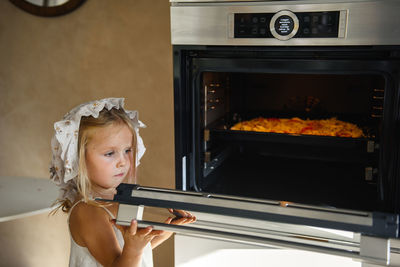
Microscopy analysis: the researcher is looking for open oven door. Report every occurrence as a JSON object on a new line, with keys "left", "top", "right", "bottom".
{"left": 112, "top": 184, "right": 400, "bottom": 267}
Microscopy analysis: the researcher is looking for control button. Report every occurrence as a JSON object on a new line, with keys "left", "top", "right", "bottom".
{"left": 327, "top": 14, "right": 334, "bottom": 25}
{"left": 303, "top": 28, "right": 310, "bottom": 34}
{"left": 303, "top": 16, "right": 310, "bottom": 23}
{"left": 312, "top": 15, "right": 319, "bottom": 23}
{"left": 274, "top": 15, "right": 294, "bottom": 36}
{"left": 321, "top": 14, "right": 328, "bottom": 25}
{"left": 252, "top": 17, "right": 258, "bottom": 23}
{"left": 312, "top": 27, "right": 318, "bottom": 35}
{"left": 251, "top": 27, "right": 258, "bottom": 34}
{"left": 260, "top": 28, "right": 266, "bottom": 35}
{"left": 270, "top": 10, "right": 299, "bottom": 41}
{"left": 260, "top": 17, "right": 267, "bottom": 23}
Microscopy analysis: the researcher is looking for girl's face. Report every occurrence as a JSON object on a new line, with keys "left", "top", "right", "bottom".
{"left": 85, "top": 123, "right": 134, "bottom": 198}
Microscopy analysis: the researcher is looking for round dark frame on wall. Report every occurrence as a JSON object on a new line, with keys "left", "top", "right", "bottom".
{"left": 9, "top": 0, "right": 86, "bottom": 17}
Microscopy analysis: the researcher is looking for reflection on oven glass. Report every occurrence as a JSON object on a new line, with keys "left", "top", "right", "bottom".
{"left": 142, "top": 207, "right": 197, "bottom": 227}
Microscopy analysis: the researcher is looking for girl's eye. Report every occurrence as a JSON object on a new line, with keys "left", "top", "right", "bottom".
{"left": 104, "top": 151, "right": 114, "bottom": 157}
{"left": 125, "top": 148, "right": 132, "bottom": 154}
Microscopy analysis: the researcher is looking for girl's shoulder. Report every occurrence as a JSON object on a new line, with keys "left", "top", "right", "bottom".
{"left": 69, "top": 201, "right": 118, "bottom": 246}
{"left": 70, "top": 201, "right": 118, "bottom": 223}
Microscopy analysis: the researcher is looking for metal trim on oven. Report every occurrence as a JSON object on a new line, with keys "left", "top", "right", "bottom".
{"left": 182, "top": 156, "right": 187, "bottom": 191}
{"left": 170, "top": 1, "right": 400, "bottom": 46}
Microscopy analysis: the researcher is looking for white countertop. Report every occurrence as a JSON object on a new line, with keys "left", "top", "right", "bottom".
{"left": 0, "top": 176, "right": 59, "bottom": 222}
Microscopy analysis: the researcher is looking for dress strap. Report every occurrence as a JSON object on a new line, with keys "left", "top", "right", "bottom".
{"left": 100, "top": 205, "right": 116, "bottom": 220}
{"left": 67, "top": 199, "right": 84, "bottom": 223}
{"left": 68, "top": 199, "right": 116, "bottom": 221}
{"left": 70, "top": 199, "right": 84, "bottom": 211}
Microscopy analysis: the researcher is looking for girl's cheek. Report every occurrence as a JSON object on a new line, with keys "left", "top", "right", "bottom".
{"left": 101, "top": 155, "right": 115, "bottom": 162}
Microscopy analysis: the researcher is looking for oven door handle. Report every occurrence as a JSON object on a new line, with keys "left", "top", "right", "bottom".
{"left": 112, "top": 183, "right": 399, "bottom": 239}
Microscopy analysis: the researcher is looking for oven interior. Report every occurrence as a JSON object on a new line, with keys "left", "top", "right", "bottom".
{"left": 199, "top": 71, "right": 386, "bottom": 212}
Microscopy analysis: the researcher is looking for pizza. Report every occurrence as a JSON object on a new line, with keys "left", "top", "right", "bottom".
{"left": 230, "top": 117, "right": 364, "bottom": 138}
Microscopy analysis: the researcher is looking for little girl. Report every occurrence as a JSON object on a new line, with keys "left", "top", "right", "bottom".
{"left": 50, "top": 98, "right": 195, "bottom": 267}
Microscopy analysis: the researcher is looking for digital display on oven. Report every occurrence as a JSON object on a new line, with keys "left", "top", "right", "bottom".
{"left": 274, "top": 15, "right": 295, "bottom": 36}
{"left": 234, "top": 11, "right": 340, "bottom": 39}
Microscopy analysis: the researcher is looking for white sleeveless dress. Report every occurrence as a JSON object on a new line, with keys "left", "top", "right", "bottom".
{"left": 68, "top": 201, "right": 153, "bottom": 267}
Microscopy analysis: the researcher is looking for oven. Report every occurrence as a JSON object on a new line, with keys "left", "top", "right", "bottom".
{"left": 170, "top": 0, "right": 400, "bottom": 263}
{"left": 172, "top": 0, "right": 400, "bottom": 225}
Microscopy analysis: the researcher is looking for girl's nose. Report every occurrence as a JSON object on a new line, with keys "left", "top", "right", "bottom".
{"left": 117, "top": 153, "right": 127, "bottom": 168}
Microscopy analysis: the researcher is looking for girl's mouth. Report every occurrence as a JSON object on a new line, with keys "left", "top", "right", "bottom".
{"left": 114, "top": 172, "right": 125, "bottom": 177}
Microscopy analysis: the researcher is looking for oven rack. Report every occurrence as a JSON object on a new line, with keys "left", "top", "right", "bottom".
{"left": 209, "top": 128, "right": 377, "bottom": 163}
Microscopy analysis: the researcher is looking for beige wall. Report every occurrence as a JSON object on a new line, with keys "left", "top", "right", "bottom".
{"left": 0, "top": 0, "right": 175, "bottom": 266}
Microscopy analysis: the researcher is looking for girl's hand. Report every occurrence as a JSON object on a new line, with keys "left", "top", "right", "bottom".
{"left": 166, "top": 209, "right": 197, "bottom": 225}
{"left": 150, "top": 209, "right": 197, "bottom": 249}
{"left": 114, "top": 219, "right": 163, "bottom": 257}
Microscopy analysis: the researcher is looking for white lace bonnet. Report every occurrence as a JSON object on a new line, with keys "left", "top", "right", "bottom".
{"left": 50, "top": 97, "right": 146, "bottom": 203}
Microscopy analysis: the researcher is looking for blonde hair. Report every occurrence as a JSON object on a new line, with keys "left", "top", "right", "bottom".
{"left": 57, "top": 108, "right": 137, "bottom": 213}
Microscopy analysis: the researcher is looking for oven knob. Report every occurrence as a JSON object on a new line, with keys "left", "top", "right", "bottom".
{"left": 269, "top": 10, "right": 299, "bottom": 41}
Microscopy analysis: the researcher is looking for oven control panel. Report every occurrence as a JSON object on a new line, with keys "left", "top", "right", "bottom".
{"left": 234, "top": 10, "right": 345, "bottom": 40}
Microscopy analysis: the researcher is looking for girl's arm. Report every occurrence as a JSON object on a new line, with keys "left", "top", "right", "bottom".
{"left": 112, "top": 220, "right": 160, "bottom": 266}
{"left": 70, "top": 202, "right": 161, "bottom": 267}
{"left": 151, "top": 219, "right": 174, "bottom": 249}
{"left": 151, "top": 209, "right": 197, "bottom": 249}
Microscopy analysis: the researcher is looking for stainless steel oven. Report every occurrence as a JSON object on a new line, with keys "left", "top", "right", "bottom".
{"left": 168, "top": 0, "right": 400, "bottom": 266}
